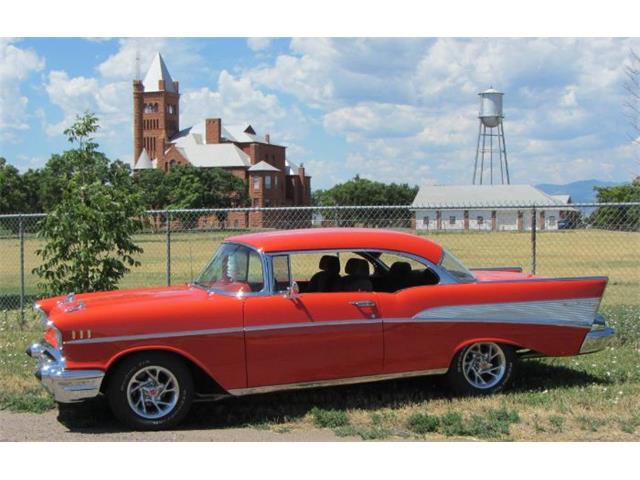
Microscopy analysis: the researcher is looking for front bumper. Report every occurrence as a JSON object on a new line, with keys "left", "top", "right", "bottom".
{"left": 26, "top": 342, "right": 104, "bottom": 403}
{"left": 579, "top": 315, "right": 616, "bottom": 354}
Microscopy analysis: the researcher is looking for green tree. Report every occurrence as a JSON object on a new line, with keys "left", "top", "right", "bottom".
{"left": 33, "top": 113, "right": 144, "bottom": 295}
{"left": 317, "top": 175, "right": 418, "bottom": 206}
{"left": 0, "top": 157, "right": 27, "bottom": 214}
{"left": 591, "top": 180, "right": 640, "bottom": 231}
{"left": 315, "top": 175, "right": 418, "bottom": 228}
{"left": 165, "top": 164, "right": 248, "bottom": 228}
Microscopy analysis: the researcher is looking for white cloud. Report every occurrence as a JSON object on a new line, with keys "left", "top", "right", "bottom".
{"left": 0, "top": 38, "right": 45, "bottom": 141}
{"left": 247, "top": 38, "right": 272, "bottom": 52}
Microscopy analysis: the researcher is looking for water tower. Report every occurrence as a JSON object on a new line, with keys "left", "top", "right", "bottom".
{"left": 472, "top": 88, "right": 510, "bottom": 184}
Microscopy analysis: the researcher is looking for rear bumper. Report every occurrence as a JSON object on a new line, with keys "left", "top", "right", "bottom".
{"left": 26, "top": 342, "right": 104, "bottom": 403}
{"left": 579, "top": 315, "right": 615, "bottom": 354}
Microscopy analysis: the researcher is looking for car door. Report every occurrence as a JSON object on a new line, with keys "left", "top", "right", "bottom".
{"left": 242, "top": 252, "right": 384, "bottom": 388}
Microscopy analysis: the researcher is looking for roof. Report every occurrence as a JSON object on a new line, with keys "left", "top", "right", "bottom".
{"left": 133, "top": 149, "right": 154, "bottom": 170}
{"left": 411, "top": 184, "right": 570, "bottom": 208}
{"left": 226, "top": 228, "right": 444, "bottom": 264}
{"left": 143, "top": 53, "right": 176, "bottom": 93}
{"left": 171, "top": 121, "right": 269, "bottom": 146}
{"left": 550, "top": 194, "right": 571, "bottom": 204}
{"left": 284, "top": 159, "right": 299, "bottom": 176}
{"left": 248, "top": 161, "right": 280, "bottom": 172}
{"left": 174, "top": 144, "right": 251, "bottom": 168}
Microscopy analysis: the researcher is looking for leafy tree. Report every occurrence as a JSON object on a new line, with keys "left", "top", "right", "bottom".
{"left": 315, "top": 175, "right": 418, "bottom": 228}
{"left": 33, "top": 113, "right": 144, "bottom": 295}
{"left": 0, "top": 157, "right": 27, "bottom": 214}
{"left": 591, "top": 180, "right": 640, "bottom": 231}
{"left": 165, "top": 164, "right": 248, "bottom": 228}
{"left": 316, "top": 175, "right": 418, "bottom": 206}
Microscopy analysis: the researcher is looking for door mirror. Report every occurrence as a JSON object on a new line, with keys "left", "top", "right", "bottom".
{"left": 285, "top": 281, "right": 300, "bottom": 300}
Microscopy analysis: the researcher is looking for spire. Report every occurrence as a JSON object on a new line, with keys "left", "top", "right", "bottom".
{"left": 142, "top": 52, "right": 176, "bottom": 92}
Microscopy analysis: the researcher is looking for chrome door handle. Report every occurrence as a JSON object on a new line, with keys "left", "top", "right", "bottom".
{"left": 350, "top": 300, "right": 376, "bottom": 308}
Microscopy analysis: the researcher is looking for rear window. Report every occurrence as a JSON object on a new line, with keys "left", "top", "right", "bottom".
{"left": 440, "top": 250, "right": 476, "bottom": 283}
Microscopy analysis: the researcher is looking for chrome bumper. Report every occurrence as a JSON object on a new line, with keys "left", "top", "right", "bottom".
{"left": 579, "top": 315, "right": 615, "bottom": 354}
{"left": 26, "top": 342, "right": 104, "bottom": 403}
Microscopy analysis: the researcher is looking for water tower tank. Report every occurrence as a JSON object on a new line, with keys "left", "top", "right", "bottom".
{"left": 479, "top": 88, "right": 503, "bottom": 128}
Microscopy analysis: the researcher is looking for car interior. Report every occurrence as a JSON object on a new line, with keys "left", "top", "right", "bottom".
{"left": 300, "top": 253, "right": 440, "bottom": 294}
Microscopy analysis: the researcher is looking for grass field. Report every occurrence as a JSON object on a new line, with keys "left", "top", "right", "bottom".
{"left": 2, "top": 229, "right": 639, "bottom": 305}
{"left": 0, "top": 228, "right": 638, "bottom": 440}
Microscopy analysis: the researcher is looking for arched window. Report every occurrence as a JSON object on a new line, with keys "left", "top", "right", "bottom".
{"left": 169, "top": 159, "right": 177, "bottom": 170}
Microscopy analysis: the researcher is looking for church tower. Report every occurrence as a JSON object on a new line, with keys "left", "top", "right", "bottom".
{"left": 133, "top": 53, "right": 180, "bottom": 170}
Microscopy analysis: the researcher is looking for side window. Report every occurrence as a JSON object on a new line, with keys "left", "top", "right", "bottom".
{"left": 375, "top": 252, "right": 440, "bottom": 291}
{"left": 272, "top": 255, "right": 291, "bottom": 292}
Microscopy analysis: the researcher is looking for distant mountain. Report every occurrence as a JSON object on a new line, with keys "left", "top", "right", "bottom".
{"left": 536, "top": 179, "right": 621, "bottom": 203}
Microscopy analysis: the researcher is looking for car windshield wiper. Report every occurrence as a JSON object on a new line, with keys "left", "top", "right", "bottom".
{"left": 191, "top": 280, "right": 210, "bottom": 290}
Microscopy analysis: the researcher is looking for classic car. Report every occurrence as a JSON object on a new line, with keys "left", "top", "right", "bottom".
{"left": 27, "top": 228, "right": 615, "bottom": 430}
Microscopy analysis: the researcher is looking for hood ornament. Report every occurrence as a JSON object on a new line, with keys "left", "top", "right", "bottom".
{"left": 58, "top": 293, "right": 76, "bottom": 305}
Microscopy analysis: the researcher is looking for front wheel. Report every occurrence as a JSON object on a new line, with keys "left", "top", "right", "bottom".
{"left": 107, "top": 352, "right": 194, "bottom": 430}
{"left": 446, "top": 342, "right": 516, "bottom": 395}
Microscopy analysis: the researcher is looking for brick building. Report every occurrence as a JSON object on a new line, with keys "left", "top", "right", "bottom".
{"left": 132, "top": 53, "right": 311, "bottom": 228}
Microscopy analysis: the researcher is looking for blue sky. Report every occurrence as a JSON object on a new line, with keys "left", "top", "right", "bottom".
{"left": 1, "top": 37, "right": 639, "bottom": 189}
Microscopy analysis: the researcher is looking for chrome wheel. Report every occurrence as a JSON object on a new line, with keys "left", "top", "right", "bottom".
{"left": 126, "top": 366, "right": 180, "bottom": 419}
{"left": 462, "top": 342, "right": 506, "bottom": 390}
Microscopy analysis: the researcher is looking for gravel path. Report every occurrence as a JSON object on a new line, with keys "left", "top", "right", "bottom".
{"left": 0, "top": 407, "right": 351, "bottom": 442}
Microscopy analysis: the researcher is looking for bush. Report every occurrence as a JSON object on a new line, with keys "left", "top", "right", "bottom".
{"left": 407, "top": 413, "right": 440, "bottom": 434}
{"left": 309, "top": 407, "right": 350, "bottom": 428}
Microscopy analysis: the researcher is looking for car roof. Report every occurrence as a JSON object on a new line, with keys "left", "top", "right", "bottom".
{"left": 226, "top": 228, "right": 444, "bottom": 264}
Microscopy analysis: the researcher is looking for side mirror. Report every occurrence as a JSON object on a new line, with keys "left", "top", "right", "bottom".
{"left": 285, "top": 281, "right": 300, "bottom": 300}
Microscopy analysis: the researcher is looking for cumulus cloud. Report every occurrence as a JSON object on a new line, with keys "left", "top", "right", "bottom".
{"left": 247, "top": 38, "right": 272, "bottom": 52}
{"left": 0, "top": 38, "right": 45, "bottom": 142}
{"left": 246, "top": 37, "right": 640, "bottom": 185}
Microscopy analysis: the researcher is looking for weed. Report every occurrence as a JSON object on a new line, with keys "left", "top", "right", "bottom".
{"left": 334, "top": 424, "right": 392, "bottom": 440}
{"left": 309, "top": 407, "right": 350, "bottom": 428}
{"left": 407, "top": 413, "right": 440, "bottom": 434}
{"left": 549, "top": 415, "right": 565, "bottom": 433}
{"left": 576, "top": 415, "right": 607, "bottom": 432}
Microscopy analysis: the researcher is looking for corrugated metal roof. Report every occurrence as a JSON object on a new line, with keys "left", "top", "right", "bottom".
{"left": 248, "top": 160, "right": 280, "bottom": 172}
{"left": 143, "top": 53, "right": 176, "bottom": 93}
{"left": 412, "top": 184, "right": 571, "bottom": 207}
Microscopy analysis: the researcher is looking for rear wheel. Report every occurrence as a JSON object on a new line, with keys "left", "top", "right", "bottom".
{"left": 107, "top": 352, "right": 193, "bottom": 430}
{"left": 446, "top": 342, "right": 516, "bottom": 395}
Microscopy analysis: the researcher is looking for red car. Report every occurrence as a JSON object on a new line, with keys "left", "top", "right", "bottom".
{"left": 27, "top": 228, "right": 614, "bottom": 430}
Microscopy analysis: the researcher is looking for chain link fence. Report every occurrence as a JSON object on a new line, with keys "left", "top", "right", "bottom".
{"left": 1, "top": 202, "right": 638, "bottom": 317}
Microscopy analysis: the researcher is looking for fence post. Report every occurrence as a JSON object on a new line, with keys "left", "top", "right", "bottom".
{"left": 19, "top": 215, "right": 25, "bottom": 324}
{"left": 166, "top": 210, "right": 171, "bottom": 286}
{"left": 531, "top": 206, "right": 537, "bottom": 275}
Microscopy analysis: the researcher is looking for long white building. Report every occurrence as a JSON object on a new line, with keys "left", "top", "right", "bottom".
{"left": 411, "top": 185, "right": 572, "bottom": 231}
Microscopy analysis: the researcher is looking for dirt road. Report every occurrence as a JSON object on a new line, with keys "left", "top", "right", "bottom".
{"left": 0, "top": 405, "right": 352, "bottom": 442}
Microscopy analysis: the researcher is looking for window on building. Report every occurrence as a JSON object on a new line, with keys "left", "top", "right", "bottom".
{"left": 265, "top": 199, "right": 271, "bottom": 207}
{"left": 449, "top": 216, "right": 456, "bottom": 225}
{"left": 274, "top": 175, "right": 279, "bottom": 188}
{"left": 169, "top": 160, "right": 177, "bottom": 170}
{"left": 265, "top": 175, "right": 272, "bottom": 190}
{"left": 253, "top": 176, "right": 260, "bottom": 191}
{"left": 548, "top": 215, "right": 556, "bottom": 225}
{"left": 477, "top": 216, "right": 484, "bottom": 225}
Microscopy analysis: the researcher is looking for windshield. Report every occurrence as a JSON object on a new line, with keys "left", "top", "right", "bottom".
{"left": 439, "top": 250, "right": 476, "bottom": 283}
{"left": 194, "top": 243, "right": 265, "bottom": 294}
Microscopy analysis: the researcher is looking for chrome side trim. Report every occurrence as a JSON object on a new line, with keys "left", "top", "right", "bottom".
{"left": 411, "top": 298, "right": 600, "bottom": 328}
{"left": 65, "top": 326, "right": 244, "bottom": 345}
{"left": 470, "top": 266, "right": 523, "bottom": 272}
{"left": 228, "top": 368, "right": 448, "bottom": 396}
{"left": 244, "top": 319, "right": 380, "bottom": 333}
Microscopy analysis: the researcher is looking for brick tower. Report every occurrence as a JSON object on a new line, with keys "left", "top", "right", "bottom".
{"left": 133, "top": 53, "right": 180, "bottom": 169}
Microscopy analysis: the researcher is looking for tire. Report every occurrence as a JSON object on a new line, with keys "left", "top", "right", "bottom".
{"left": 446, "top": 342, "right": 516, "bottom": 396}
{"left": 107, "top": 352, "right": 194, "bottom": 430}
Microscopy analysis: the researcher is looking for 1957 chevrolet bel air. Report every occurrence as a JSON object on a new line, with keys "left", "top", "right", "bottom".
{"left": 27, "top": 228, "right": 614, "bottom": 430}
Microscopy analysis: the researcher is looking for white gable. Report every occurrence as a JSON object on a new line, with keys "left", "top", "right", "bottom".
{"left": 143, "top": 52, "right": 176, "bottom": 93}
